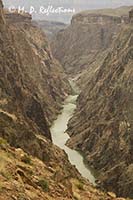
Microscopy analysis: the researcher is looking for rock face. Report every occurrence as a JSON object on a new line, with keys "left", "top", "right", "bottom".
{"left": 67, "top": 11, "right": 133, "bottom": 198}
{"left": 51, "top": 6, "right": 132, "bottom": 77}
{"left": 0, "top": 0, "right": 71, "bottom": 173}
{"left": 4, "top": 11, "right": 32, "bottom": 23}
{"left": 1, "top": 138, "right": 125, "bottom": 200}
{"left": 129, "top": 9, "right": 133, "bottom": 23}
{"left": 0, "top": 7, "right": 71, "bottom": 135}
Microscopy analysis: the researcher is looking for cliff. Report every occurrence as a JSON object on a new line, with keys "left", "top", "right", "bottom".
{"left": 0, "top": 0, "right": 74, "bottom": 189}
{"left": 4, "top": 11, "right": 32, "bottom": 23}
{"left": 1, "top": 9, "right": 71, "bottom": 129}
{"left": 51, "top": 6, "right": 132, "bottom": 78}
{"left": 129, "top": 9, "right": 133, "bottom": 23}
{"left": 67, "top": 11, "right": 133, "bottom": 198}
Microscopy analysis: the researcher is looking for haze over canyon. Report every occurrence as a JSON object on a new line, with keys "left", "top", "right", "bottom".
{"left": 3, "top": 0, "right": 133, "bottom": 22}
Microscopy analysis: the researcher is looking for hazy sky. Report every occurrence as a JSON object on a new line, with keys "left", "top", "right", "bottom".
{"left": 3, "top": 0, "right": 133, "bottom": 23}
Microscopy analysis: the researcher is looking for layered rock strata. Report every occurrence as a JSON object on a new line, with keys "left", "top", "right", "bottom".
{"left": 67, "top": 10, "right": 133, "bottom": 198}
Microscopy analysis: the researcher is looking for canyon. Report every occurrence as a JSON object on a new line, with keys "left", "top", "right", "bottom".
{"left": 51, "top": 5, "right": 133, "bottom": 199}
{"left": 0, "top": 0, "right": 133, "bottom": 199}
{"left": 65, "top": 8, "right": 132, "bottom": 199}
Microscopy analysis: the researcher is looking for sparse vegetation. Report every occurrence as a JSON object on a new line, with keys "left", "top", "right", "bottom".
{"left": 42, "top": 42, "right": 49, "bottom": 49}
{"left": 0, "top": 138, "right": 7, "bottom": 145}
{"left": 37, "top": 179, "right": 49, "bottom": 192}
{"left": 0, "top": 182, "right": 3, "bottom": 192}
{"left": 0, "top": 137, "right": 8, "bottom": 147}
{"left": 0, "top": 170, "right": 12, "bottom": 180}
{"left": 76, "top": 181, "right": 84, "bottom": 190}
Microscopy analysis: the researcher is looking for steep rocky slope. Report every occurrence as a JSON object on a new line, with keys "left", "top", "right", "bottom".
{"left": 67, "top": 10, "right": 133, "bottom": 198}
{"left": 4, "top": 10, "right": 71, "bottom": 127}
{"left": 0, "top": 0, "right": 75, "bottom": 172}
{"left": 1, "top": 5, "right": 71, "bottom": 142}
{"left": 1, "top": 138, "right": 127, "bottom": 200}
{"left": 51, "top": 6, "right": 132, "bottom": 78}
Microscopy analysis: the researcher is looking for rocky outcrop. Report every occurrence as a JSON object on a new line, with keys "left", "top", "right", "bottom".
{"left": 5, "top": 11, "right": 32, "bottom": 23}
{"left": 1, "top": 138, "right": 126, "bottom": 200}
{"left": 1, "top": 8, "right": 71, "bottom": 127}
{"left": 129, "top": 9, "right": 133, "bottom": 23}
{"left": 51, "top": 6, "right": 132, "bottom": 78}
{"left": 67, "top": 11, "right": 133, "bottom": 198}
{"left": 0, "top": 0, "right": 5, "bottom": 26}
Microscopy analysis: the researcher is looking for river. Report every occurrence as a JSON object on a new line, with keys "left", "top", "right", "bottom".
{"left": 50, "top": 81, "right": 96, "bottom": 185}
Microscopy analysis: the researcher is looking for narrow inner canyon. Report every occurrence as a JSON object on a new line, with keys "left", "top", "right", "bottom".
{"left": 50, "top": 80, "right": 96, "bottom": 185}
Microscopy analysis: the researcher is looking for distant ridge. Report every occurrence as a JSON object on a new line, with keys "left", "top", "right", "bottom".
{"left": 77, "top": 5, "right": 133, "bottom": 17}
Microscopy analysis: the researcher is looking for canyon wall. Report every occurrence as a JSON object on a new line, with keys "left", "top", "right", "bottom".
{"left": 0, "top": 0, "right": 75, "bottom": 187}
{"left": 67, "top": 10, "right": 133, "bottom": 198}
{"left": 51, "top": 6, "right": 132, "bottom": 80}
{"left": 129, "top": 8, "right": 133, "bottom": 23}
{"left": 0, "top": 5, "right": 71, "bottom": 147}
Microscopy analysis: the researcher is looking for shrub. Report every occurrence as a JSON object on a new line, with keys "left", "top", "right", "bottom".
{"left": 21, "top": 154, "right": 32, "bottom": 165}
{"left": 0, "top": 182, "right": 3, "bottom": 192}
{"left": 37, "top": 179, "right": 49, "bottom": 192}
{"left": 0, "top": 138, "right": 8, "bottom": 148}
{"left": 76, "top": 182, "right": 84, "bottom": 190}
